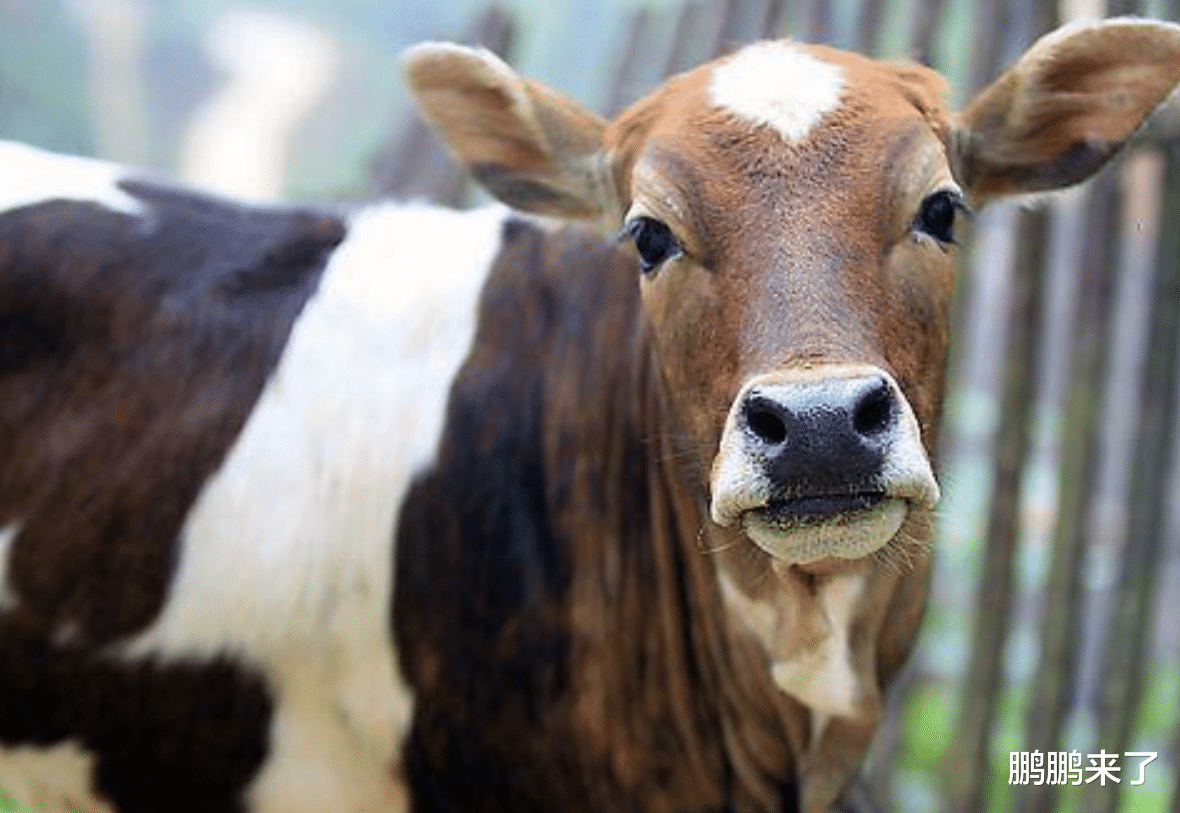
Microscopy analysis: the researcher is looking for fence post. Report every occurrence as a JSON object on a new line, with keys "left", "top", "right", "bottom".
{"left": 603, "top": 8, "right": 652, "bottom": 116}
{"left": 941, "top": 205, "right": 1050, "bottom": 813}
{"left": 853, "top": 0, "right": 887, "bottom": 54}
{"left": 802, "top": 0, "right": 833, "bottom": 43}
{"left": 942, "top": 0, "right": 1061, "bottom": 804}
{"left": 369, "top": 4, "right": 514, "bottom": 205}
{"left": 905, "top": 0, "right": 947, "bottom": 64}
{"left": 1085, "top": 143, "right": 1178, "bottom": 813}
{"left": 1012, "top": 167, "right": 1121, "bottom": 813}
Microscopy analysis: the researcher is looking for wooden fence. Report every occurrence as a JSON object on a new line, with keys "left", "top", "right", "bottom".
{"left": 375, "top": 1, "right": 1180, "bottom": 812}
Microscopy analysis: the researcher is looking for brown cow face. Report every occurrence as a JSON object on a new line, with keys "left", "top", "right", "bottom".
{"left": 404, "top": 19, "right": 1180, "bottom": 572}
{"left": 610, "top": 45, "right": 955, "bottom": 567}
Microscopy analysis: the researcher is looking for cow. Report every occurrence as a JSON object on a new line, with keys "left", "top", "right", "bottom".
{"left": 0, "top": 17, "right": 1177, "bottom": 813}
{"left": 394, "top": 17, "right": 1180, "bottom": 813}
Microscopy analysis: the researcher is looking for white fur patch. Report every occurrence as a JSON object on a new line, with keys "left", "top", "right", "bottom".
{"left": 117, "top": 202, "right": 508, "bottom": 813}
{"left": 0, "top": 524, "right": 15, "bottom": 612}
{"left": 708, "top": 41, "right": 845, "bottom": 142}
{"left": 770, "top": 573, "right": 865, "bottom": 723}
{"left": 0, "top": 740, "right": 114, "bottom": 813}
{"left": 0, "top": 140, "right": 146, "bottom": 217}
{"left": 719, "top": 568, "right": 866, "bottom": 727}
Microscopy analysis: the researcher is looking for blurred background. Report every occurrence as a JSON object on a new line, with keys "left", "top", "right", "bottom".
{"left": 2, "top": 1, "right": 1179, "bottom": 812}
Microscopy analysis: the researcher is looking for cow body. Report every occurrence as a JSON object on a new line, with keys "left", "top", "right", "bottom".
{"left": 0, "top": 140, "right": 508, "bottom": 813}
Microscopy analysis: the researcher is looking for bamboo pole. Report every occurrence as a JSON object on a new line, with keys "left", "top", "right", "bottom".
{"left": 753, "top": 0, "right": 784, "bottom": 38}
{"left": 935, "top": 3, "right": 1051, "bottom": 785}
{"left": 1106, "top": 0, "right": 1143, "bottom": 14}
{"left": 603, "top": 8, "right": 651, "bottom": 116}
{"left": 942, "top": 207, "right": 1050, "bottom": 813}
{"left": 712, "top": 0, "right": 778, "bottom": 51}
{"left": 704, "top": 0, "right": 742, "bottom": 58}
{"left": 905, "top": 0, "right": 947, "bottom": 64}
{"left": 1012, "top": 169, "right": 1121, "bottom": 813}
{"left": 1086, "top": 144, "right": 1177, "bottom": 813}
{"left": 940, "top": 7, "right": 1059, "bottom": 811}
{"left": 967, "top": 0, "right": 1004, "bottom": 101}
{"left": 369, "top": 4, "right": 514, "bottom": 204}
{"left": 854, "top": 0, "right": 887, "bottom": 54}
{"left": 803, "top": 0, "right": 833, "bottom": 43}
{"left": 938, "top": 0, "right": 1011, "bottom": 445}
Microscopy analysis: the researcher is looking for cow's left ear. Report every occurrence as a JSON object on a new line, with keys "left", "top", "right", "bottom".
{"left": 955, "top": 18, "right": 1180, "bottom": 201}
{"left": 403, "top": 43, "right": 616, "bottom": 223}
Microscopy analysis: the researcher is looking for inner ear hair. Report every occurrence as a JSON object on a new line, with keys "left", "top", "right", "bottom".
{"left": 955, "top": 18, "right": 1180, "bottom": 200}
{"left": 403, "top": 42, "right": 620, "bottom": 223}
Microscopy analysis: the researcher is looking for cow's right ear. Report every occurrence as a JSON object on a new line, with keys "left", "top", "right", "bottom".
{"left": 403, "top": 43, "right": 616, "bottom": 223}
{"left": 954, "top": 18, "right": 1180, "bottom": 202}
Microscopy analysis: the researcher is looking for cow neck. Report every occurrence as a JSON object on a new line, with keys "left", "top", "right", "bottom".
{"left": 564, "top": 305, "right": 807, "bottom": 812}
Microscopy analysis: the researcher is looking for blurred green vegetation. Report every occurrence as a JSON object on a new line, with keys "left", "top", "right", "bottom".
{"left": 893, "top": 656, "right": 1179, "bottom": 813}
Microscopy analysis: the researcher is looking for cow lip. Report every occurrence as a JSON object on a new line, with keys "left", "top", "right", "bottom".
{"left": 756, "top": 491, "right": 887, "bottom": 526}
{"left": 738, "top": 493, "right": 906, "bottom": 564}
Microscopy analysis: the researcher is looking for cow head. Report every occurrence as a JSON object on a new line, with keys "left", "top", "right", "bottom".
{"left": 404, "top": 19, "right": 1180, "bottom": 574}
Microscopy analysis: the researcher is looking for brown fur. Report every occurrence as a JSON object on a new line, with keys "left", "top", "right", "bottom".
{"left": 396, "top": 222, "right": 806, "bottom": 813}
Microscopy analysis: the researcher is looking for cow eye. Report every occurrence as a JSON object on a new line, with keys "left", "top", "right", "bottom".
{"left": 913, "top": 189, "right": 964, "bottom": 244}
{"left": 625, "top": 216, "right": 681, "bottom": 274}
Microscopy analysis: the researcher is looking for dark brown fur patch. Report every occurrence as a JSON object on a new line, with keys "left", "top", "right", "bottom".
{"left": 0, "top": 182, "right": 344, "bottom": 645}
{"left": 0, "top": 634, "right": 272, "bottom": 813}
{"left": 395, "top": 220, "right": 803, "bottom": 813}
{"left": 0, "top": 179, "right": 346, "bottom": 810}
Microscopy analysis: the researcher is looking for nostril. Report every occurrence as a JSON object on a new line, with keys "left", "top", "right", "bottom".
{"left": 744, "top": 398, "right": 788, "bottom": 445}
{"left": 852, "top": 380, "right": 894, "bottom": 437}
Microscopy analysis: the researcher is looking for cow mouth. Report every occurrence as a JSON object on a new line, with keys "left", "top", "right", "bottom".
{"left": 760, "top": 491, "right": 886, "bottom": 522}
{"left": 740, "top": 492, "right": 906, "bottom": 564}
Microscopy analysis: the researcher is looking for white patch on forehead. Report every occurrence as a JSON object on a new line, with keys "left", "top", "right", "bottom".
{"left": 0, "top": 524, "right": 17, "bottom": 612}
{"left": 0, "top": 740, "right": 114, "bottom": 813}
{"left": 0, "top": 141, "right": 146, "bottom": 217}
{"left": 708, "top": 41, "right": 846, "bottom": 142}
{"left": 118, "top": 201, "right": 507, "bottom": 813}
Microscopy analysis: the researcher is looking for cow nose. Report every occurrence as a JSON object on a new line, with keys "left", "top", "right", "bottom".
{"left": 740, "top": 374, "right": 897, "bottom": 490}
